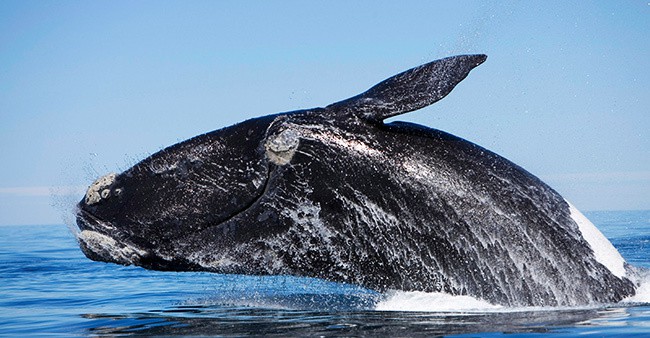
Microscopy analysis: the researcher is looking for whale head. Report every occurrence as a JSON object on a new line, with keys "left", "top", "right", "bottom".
{"left": 75, "top": 114, "right": 283, "bottom": 270}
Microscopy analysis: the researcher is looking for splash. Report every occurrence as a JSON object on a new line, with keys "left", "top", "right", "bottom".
{"left": 376, "top": 270, "right": 650, "bottom": 313}
{"left": 49, "top": 185, "right": 86, "bottom": 236}
{"left": 183, "top": 275, "right": 382, "bottom": 311}
{"left": 375, "top": 290, "right": 502, "bottom": 312}
{"left": 623, "top": 270, "right": 650, "bottom": 304}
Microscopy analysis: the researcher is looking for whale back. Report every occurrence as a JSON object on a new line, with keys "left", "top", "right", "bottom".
{"left": 187, "top": 115, "right": 634, "bottom": 306}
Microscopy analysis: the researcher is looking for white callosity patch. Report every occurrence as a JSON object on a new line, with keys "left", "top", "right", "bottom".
{"left": 568, "top": 201, "right": 626, "bottom": 278}
{"left": 77, "top": 230, "right": 145, "bottom": 265}
{"left": 265, "top": 129, "right": 300, "bottom": 165}
{"left": 85, "top": 173, "right": 117, "bottom": 205}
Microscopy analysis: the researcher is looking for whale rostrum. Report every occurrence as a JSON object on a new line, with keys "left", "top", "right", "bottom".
{"left": 76, "top": 54, "right": 637, "bottom": 307}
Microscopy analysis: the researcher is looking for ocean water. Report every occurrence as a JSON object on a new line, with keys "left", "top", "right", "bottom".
{"left": 1, "top": 211, "right": 649, "bottom": 336}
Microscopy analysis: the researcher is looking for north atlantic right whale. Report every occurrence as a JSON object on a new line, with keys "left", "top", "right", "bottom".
{"left": 75, "top": 54, "right": 638, "bottom": 307}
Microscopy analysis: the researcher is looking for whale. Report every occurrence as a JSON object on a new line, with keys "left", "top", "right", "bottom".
{"left": 76, "top": 54, "right": 637, "bottom": 307}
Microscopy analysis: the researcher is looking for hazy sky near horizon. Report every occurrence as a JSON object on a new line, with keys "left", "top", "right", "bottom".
{"left": 1, "top": 1, "right": 648, "bottom": 226}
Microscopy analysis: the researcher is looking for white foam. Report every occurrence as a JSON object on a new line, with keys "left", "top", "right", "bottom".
{"left": 567, "top": 201, "right": 626, "bottom": 278}
{"left": 623, "top": 271, "right": 650, "bottom": 304}
{"left": 375, "top": 290, "right": 502, "bottom": 312}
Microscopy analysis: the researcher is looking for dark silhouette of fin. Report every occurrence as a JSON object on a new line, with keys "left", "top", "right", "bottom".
{"left": 327, "top": 54, "right": 487, "bottom": 122}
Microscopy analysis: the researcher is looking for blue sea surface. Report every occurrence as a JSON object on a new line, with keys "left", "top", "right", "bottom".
{"left": 1, "top": 211, "right": 649, "bottom": 336}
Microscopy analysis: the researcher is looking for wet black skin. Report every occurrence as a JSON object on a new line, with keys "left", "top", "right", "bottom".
{"left": 76, "top": 114, "right": 279, "bottom": 270}
{"left": 77, "top": 55, "right": 636, "bottom": 306}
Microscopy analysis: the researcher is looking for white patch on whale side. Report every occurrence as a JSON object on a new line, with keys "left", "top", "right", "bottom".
{"left": 77, "top": 230, "right": 145, "bottom": 265}
{"left": 567, "top": 201, "right": 626, "bottom": 278}
{"left": 375, "top": 290, "right": 502, "bottom": 312}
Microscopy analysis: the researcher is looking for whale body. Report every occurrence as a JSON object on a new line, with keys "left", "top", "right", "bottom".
{"left": 76, "top": 54, "right": 636, "bottom": 306}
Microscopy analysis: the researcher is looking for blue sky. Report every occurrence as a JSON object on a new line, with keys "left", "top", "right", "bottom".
{"left": 0, "top": 1, "right": 648, "bottom": 225}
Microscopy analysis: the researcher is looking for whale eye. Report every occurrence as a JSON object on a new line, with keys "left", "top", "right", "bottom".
{"left": 265, "top": 129, "right": 299, "bottom": 165}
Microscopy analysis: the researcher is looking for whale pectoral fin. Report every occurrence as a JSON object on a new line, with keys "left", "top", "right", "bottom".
{"left": 327, "top": 54, "right": 487, "bottom": 123}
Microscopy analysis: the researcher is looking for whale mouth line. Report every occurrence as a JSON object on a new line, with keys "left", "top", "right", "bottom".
{"left": 76, "top": 206, "right": 115, "bottom": 233}
{"left": 202, "top": 166, "right": 274, "bottom": 233}
{"left": 75, "top": 207, "right": 148, "bottom": 266}
{"left": 74, "top": 203, "right": 237, "bottom": 272}
{"left": 77, "top": 229, "right": 147, "bottom": 266}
